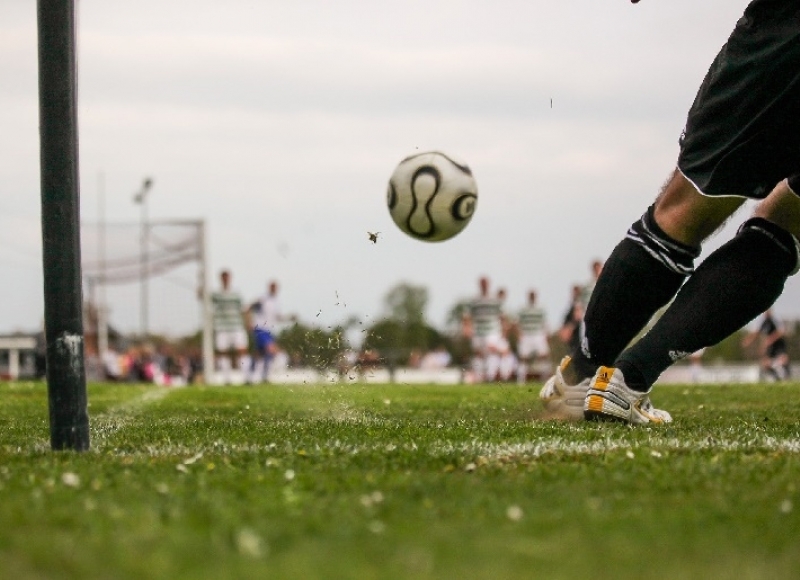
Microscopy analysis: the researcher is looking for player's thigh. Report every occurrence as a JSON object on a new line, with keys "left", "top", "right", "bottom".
{"left": 519, "top": 334, "right": 548, "bottom": 360}
{"left": 232, "top": 329, "right": 249, "bottom": 352}
{"left": 532, "top": 334, "right": 549, "bottom": 358}
{"left": 254, "top": 329, "right": 275, "bottom": 354}
{"left": 215, "top": 331, "right": 233, "bottom": 352}
{"left": 484, "top": 334, "right": 504, "bottom": 354}
{"left": 654, "top": 170, "right": 745, "bottom": 247}
{"left": 516, "top": 336, "right": 534, "bottom": 360}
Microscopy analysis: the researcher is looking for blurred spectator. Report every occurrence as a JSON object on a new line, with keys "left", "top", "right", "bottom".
{"left": 420, "top": 346, "right": 452, "bottom": 370}
{"left": 742, "top": 309, "right": 791, "bottom": 381}
{"left": 558, "top": 284, "right": 584, "bottom": 352}
{"left": 101, "top": 347, "right": 123, "bottom": 381}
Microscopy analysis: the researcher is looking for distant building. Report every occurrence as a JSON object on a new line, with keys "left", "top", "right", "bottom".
{"left": 0, "top": 332, "right": 43, "bottom": 380}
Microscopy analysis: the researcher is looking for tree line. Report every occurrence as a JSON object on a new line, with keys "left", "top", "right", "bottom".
{"left": 275, "top": 281, "right": 800, "bottom": 372}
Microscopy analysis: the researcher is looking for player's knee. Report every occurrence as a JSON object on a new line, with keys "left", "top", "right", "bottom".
{"left": 754, "top": 178, "right": 800, "bottom": 240}
{"left": 627, "top": 204, "right": 701, "bottom": 276}
{"left": 655, "top": 171, "right": 744, "bottom": 244}
{"left": 788, "top": 174, "right": 800, "bottom": 197}
{"left": 737, "top": 217, "right": 800, "bottom": 276}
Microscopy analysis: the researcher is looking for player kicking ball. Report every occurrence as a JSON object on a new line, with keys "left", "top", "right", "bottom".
{"left": 542, "top": 0, "right": 800, "bottom": 423}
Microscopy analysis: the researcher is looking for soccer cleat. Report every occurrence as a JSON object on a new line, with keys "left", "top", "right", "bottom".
{"left": 583, "top": 366, "right": 672, "bottom": 424}
{"left": 539, "top": 356, "right": 592, "bottom": 420}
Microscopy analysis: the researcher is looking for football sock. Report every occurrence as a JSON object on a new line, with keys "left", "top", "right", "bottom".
{"left": 616, "top": 218, "right": 800, "bottom": 390}
{"left": 570, "top": 205, "right": 699, "bottom": 381}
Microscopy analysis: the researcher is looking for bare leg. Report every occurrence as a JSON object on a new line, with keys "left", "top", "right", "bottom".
{"left": 653, "top": 170, "right": 745, "bottom": 246}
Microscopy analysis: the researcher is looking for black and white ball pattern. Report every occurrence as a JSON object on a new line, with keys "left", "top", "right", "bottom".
{"left": 387, "top": 151, "right": 478, "bottom": 242}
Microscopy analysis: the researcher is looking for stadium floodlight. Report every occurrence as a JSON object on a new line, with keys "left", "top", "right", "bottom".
{"left": 133, "top": 177, "right": 154, "bottom": 337}
{"left": 37, "top": 0, "right": 90, "bottom": 451}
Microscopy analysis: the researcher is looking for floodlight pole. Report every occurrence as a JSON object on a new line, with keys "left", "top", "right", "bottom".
{"left": 37, "top": 0, "right": 90, "bottom": 451}
{"left": 97, "top": 172, "right": 109, "bottom": 356}
{"left": 133, "top": 178, "right": 153, "bottom": 339}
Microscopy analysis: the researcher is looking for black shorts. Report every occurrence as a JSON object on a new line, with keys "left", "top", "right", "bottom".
{"left": 767, "top": 343, "right": 788, "bottom": 359}
{"left": 677, "top": 0, "right": 800, "bottom": 199}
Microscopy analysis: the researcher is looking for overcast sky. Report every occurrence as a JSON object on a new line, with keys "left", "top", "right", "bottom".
{"left": 4, "top": 0, "right": 793, "bottom": 341}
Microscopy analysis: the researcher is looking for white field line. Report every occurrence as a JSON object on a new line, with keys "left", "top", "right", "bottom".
{"left": 90, "top": 385, "right": 181, "bottom": 446}
{"left": 47, "top": 432, "right": 800, "bottom": 460}
{"left": 5, "top": 385, "right": 182, "bottom": 454}
{"left": 10, "top": 386, "right": 799, "bottom": 458}
{"left": 12, "top": 432, "right": 800, "bottom": 459}
{"left": 431, "top": 436, "right": 800, "bottom": 457}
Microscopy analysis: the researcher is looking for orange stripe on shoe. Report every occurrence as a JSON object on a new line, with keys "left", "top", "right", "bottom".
{"left": 586, "top": 395, "right": 605, "bottom": 412}
{"left": 594, "top": 366, "right": 613, "bottom": 391}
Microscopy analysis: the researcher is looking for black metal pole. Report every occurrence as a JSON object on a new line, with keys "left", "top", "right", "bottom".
{"left": 37, "top": 0, "right": 90, "bottom": 451}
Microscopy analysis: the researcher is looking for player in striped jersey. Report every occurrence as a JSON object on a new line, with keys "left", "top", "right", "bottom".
{"left": 461, "top": 276, "right": 504, "bottom": 383}
{"left": 210, "top": 269, "right": 250, "bottom": 384}
{"left": 515, "top": 290, "right": 551, "bottom": 383}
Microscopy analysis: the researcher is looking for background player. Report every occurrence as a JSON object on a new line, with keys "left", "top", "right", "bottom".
{"left": 210, "top": 269, "right": 250, "bottom": 385}
{"left": 515, "top": 290, "right": 551, "bottom": 384}
{"left": 579, "top": 259, "right": 604, "bottom": 315}
{"left": 557, "top": 284, "right": 584, "bottom": 354}
{"left": 742, "top": 309, "right": 792, "bottom": 381}
{"left": 494, "top": 287, "right": 517, "bottom": 382}
{"left": 247, "top": 280, "right": 292, "bottom": 383}
{"left": 461, "top": 276, "right": 504, "bottom": 383}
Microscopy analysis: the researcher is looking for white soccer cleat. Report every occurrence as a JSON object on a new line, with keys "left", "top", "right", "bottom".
{"left": 583, "top": 366, "right": 672, "bottom": 424}
{"left": 539, "top": 356, "right": 592, "bottom": 420}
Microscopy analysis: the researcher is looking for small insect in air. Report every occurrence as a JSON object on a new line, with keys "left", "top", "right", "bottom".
{"left": 368, "top": 231, "right": 380, "bottom": 244}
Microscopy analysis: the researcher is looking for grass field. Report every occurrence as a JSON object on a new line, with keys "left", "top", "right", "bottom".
{"left": 1, "top": 380, "right": 799, "bottom": 580}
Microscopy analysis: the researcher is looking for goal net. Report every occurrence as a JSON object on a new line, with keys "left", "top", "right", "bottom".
{"left": 80, "top": 219, "right": 213, "bottom": 381}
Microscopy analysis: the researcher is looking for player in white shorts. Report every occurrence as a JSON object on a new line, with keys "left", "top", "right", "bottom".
{"left": 461, "top": 277, "right": 504, "bottom": 382}
{"left": 248, "top": 280, "right": 293, "bottom": 383}
{"left": 495, "top": 288, "right": 517, "bottom": 382}
{"left": 515, "top": 290, "right": 551, "bottom": 383}
{"left": 210, "top": 269, "right": 250, "bottom": 384}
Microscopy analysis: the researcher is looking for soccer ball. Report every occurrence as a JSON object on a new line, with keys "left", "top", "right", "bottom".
{"left": 387, "top": 151, "right": 478, "bottom": 242}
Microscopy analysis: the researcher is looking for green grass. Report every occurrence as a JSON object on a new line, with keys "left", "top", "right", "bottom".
{"left": 1, "top": 380, "right": 799, "bottom": 579}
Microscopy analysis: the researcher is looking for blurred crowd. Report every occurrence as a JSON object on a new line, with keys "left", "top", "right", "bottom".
{"left": 71, "top": 259, "right": 792, "bottom": 386}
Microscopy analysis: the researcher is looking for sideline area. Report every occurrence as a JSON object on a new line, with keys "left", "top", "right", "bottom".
{"left": 210, "top": 363, "right": 778, "bottom": 386}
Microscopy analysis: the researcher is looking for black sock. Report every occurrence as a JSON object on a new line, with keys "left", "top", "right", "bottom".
{"left": 617, "top": 218, "right": 799, "bottom": 390}
{"left": 571, "top": 206, "right": 698, "bottom": 380}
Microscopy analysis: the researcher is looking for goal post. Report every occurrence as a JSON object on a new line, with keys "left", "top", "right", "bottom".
{"left": 37, "top": 0, "right": 90, "bottom": 451}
